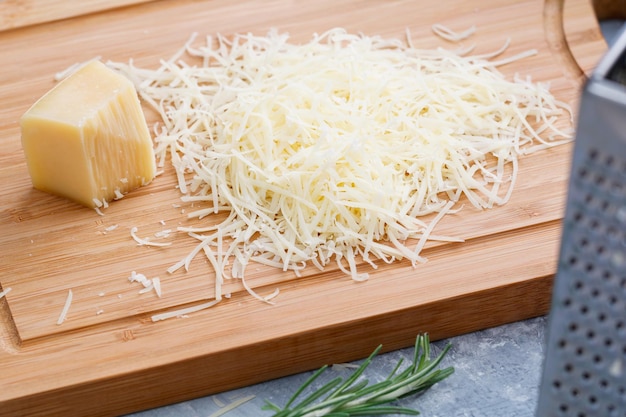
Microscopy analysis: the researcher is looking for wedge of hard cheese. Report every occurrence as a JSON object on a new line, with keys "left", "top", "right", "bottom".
{"left": 20, "top": 60, "right": 156, "bottom": 209}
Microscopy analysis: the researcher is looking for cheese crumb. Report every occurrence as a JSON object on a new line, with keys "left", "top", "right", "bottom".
{"left": 129, "top": 271, "right": 162, "bottom": 298}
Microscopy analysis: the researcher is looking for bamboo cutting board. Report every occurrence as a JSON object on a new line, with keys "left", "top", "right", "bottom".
{"left": 0, "top": 0, "right": 608, "bottom": 415}
{"left": 0, "top": 0, "right": 157, "bottom": 31}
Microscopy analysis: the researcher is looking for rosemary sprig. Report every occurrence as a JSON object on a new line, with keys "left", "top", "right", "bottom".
{"left": 262, "top": 333, "right": 454, "bottom": 417}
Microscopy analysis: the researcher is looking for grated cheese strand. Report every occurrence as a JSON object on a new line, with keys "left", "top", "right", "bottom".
{"left": 153, "top": 277, "right": 162, "bottom": 298}
{"left": 108, "top": 27, "right": 572, "bottom": 295}
{"left": 151, "top": 299, "right": 220, "bottom": 322}
{"left": 0, "top": 287, "right": 12, "bottom": 300}
{"left": 207, "top": 394, "right": 256, "bottom": 417}
{"left": 431, "top": 24, "right": 476, "bottom": 42}
{"left": 56, "top": 289, "right": 73, "bottom": 325}
{"left": 130, "top": 226, "right": 172, "bottom": 247}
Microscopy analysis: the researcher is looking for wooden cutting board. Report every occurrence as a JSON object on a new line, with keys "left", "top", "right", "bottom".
{"left": 0, "top": 0, "right": 607, "bottom": 415}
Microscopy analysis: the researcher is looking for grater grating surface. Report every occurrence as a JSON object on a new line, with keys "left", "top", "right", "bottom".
{"left": 536, "top": 27, "right": 626, "bottom": 417}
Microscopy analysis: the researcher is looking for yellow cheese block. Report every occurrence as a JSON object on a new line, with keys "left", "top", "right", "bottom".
{"left": 20, "top": 60, "right": 156, "bottom": 209}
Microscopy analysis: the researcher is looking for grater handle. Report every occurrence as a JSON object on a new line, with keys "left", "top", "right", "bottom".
{"left": 543, "top": 0, "right": 588, "bottom": 88}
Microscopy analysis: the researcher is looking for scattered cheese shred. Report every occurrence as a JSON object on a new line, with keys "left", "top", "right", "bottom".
{"left": 130, "top": 226, "right": 172, "bottom": 247}
{"left": 113, "top": 188, "right": 125, "bottom": 200}
{"left": 207, "top": 394, "right": 256, "bottom": 417}
{"left": 109, "top": 27, "right": 572, "bottom": 305}
{"left": 0, "top": 287, "right": 12, "bottom": 300}
{"left": 212, "top": 396, "right": 227, "bottom": 408}
{"left": 151, "top": 299, "right": 220, "bottom": 322}
{"left": 331, "top": 362, "right": 361, "bottom": 371}
{"left": 139, "top": 285, "right": 154, "bottom": 294}
{"left": 431, "top": 23, "right": 476, "bottom": 42}
{"left": 154, "top": 229, "right": 172, "bottom": 238}
{"left": 56, "top": 289, "right": 73, "bottom": 325}
{"left": 128, "top": 270, "right": 162, "bottom": 298}
{"left": 152, "top": 277, "right": 162, "bottom": 298}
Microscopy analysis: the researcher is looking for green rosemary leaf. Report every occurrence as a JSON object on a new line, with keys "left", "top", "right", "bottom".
{"left": 385, "top": 357, "right": 406, "bottom": 381}
{"left": 327, "top": 344, "right": 382, "bottom": 400}
{"left": 262, "top": 401, "right": 282, "bottom": 413}
{"left": 346, "top": 405, "right": 421, "bottom": 416}
{"left": 263, "top": 333, "right": 454, "bottom": 417}
{"left": 291, "top": 377, "right": 344, "bottom": 410}
{"left": 283, "top": 365, "right": 330, "bottom": 409}
{"left": 339, "top": 379, "right": 370, "bottom": 395}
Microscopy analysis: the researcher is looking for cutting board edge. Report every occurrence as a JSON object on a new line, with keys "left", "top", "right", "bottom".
{"left": 0, "top": 271, "right": 554, "bottom": 417}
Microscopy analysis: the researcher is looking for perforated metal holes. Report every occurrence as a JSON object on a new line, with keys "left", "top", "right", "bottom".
{"left": 539, "top": 146, "right": 626, "bottom": 417}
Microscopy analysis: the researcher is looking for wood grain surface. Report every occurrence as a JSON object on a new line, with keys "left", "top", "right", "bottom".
{"left": 0, "top": 0, "right": 157, "bottom": 31}
{"left": 0, "top": 0, "right": 607, "bottom": 416}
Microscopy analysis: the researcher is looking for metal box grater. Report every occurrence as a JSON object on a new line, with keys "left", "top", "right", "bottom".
{"left": 536, "top": 28, "right": 626, "bottom": 417}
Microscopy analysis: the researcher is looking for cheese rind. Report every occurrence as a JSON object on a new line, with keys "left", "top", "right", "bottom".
{"left": 20, "top": 60, "right": 156, "bottom": 208}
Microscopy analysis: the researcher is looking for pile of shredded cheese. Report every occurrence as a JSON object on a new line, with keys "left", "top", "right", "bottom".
{"left": 108, "top": 27, "right": 572, "bottom": 305}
